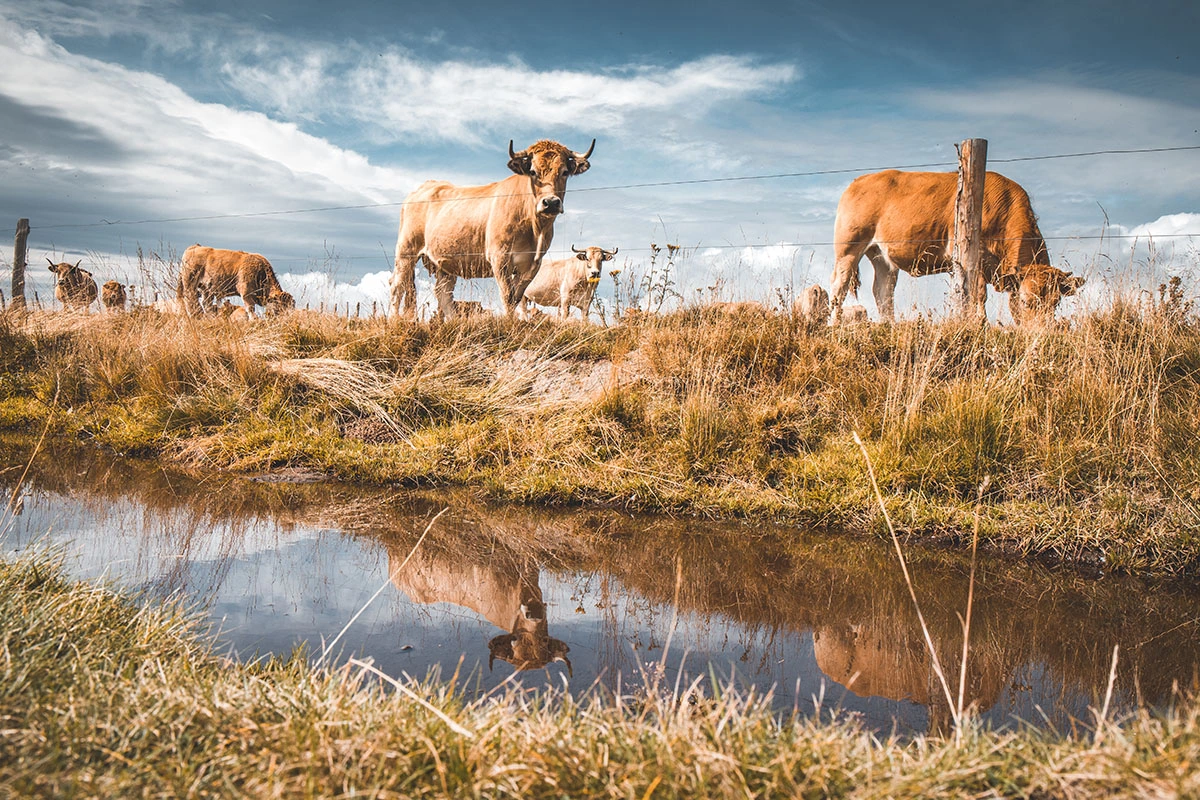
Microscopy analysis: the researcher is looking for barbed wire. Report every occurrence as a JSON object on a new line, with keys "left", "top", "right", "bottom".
{"left": 28, "top": 144, "right": 1200, "bottom": 232}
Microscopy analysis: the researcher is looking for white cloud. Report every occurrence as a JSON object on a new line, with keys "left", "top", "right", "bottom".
{"left": 227, "top": 50, "right": 797, "bottom": 147}
{"left": 1125, "top": 212, "right": 1200, "bottom": 240}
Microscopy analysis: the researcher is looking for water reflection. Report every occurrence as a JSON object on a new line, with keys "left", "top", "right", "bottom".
{"left": 3, "top": 436, "right": 1199, "bottom": 734}
{"left": 391, "top": 545, "right": 572, "bottom": 675}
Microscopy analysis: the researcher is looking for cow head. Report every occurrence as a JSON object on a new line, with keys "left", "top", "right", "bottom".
{"left": 265, "top": 288, "right": 295, "bottom": 316}
{"left": 508, "top": 139, "right": 595, "bottom": 217}
{"left": 487, "top": 599, "right": 572, "bottom": 675}
{"left": 572, "top": 244, "right": 618, "bottom": 284}
{"left": 997, "top": 266, "right": 1086, "bottom": 323}
{"left": 47, "top": 258, "right": 84, "bottom": 282}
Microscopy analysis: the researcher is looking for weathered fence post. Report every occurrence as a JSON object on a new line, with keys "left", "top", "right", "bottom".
{"left": 952, "top": 138, "right": 988, "bottom": 319}
{"left": 11, "top": 218, "right": 29, "bottom": 310}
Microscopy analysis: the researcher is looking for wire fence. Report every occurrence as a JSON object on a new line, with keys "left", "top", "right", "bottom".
{"left": 26, "top": 144, "right": 1200, "bottom": 233}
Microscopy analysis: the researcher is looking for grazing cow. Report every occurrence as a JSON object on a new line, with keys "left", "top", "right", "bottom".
{"left": 390, "top": 138, "right": 595, "bottom": 320}
{"left": 793, "top": 284, "right": 830, "bottom": 329}
{"left": 841, "top": 304, "right": 870, "bottom": 324}
{"left": 389, "top": 545, "right": 571, "bottom": 674}
{"left": 46, "top": 259, "right": 97, "bottom": 311}
{"left": 521, "top": 245, "right": 617, "bottom": 319}
{"left": 178, "top": 245, "right": 294, "bottom": 317}
{"left": 830, "top": 170, "right": 1085, "bottom": 324}
{"left": 101, "top": 281, "right": 127, "bottom": 313}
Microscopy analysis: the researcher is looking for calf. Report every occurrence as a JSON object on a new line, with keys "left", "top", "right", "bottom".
{"left": 521, "top": 245, "right": 617, "bottom": 319}
{"left": 101, "top": 281, "right": 127, "bottom": 313}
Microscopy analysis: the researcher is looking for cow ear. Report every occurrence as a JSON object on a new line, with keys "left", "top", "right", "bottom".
{"left": 1060, "top": 273, "right": 1086, "bottom": 296}
{"left": 507, "top": 148, "right": 533, "bottom": 176}
{"left": 570, "top": 157, "right": 590, "bottom": 176}
{"left": 575, "top": 252, "right": 588, "bottom": 261}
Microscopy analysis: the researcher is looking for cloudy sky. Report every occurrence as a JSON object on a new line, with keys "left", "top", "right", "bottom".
{"left": 1, "top": 0, "right": 1198, "bottom": 317}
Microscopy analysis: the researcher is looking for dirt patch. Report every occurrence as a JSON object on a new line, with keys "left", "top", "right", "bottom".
{"left": 491, "top": 347, "right": 653, "bottom": 405}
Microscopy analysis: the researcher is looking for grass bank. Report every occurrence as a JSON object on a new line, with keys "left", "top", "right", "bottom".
{"left": 2, "top": 293, "right": 1199, "bottom": 574}
{"left": 1, "top": 553, "right": 1197, "bottom": 798}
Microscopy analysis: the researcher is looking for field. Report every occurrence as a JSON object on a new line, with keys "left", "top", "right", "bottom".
{"left": 1, "top": 282, "right": 1199, "bottom": 575}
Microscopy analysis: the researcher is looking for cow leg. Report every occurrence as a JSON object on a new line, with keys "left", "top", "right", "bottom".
{"left": 866, "top": 246, "right": 899, "bottom": 322}
{"left": 391, "top": 249, "right": 419, "bottom": 318}
{"left": 829, "top": 253, "right": 864, "bottom": 325}
{"left": 433, "top": 270, "right": 458, "bottom": 320}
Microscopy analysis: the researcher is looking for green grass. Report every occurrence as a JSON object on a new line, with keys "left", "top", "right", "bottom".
{"left": 2, "top": 296, "right": 1200, "bottom": 574}
{"left": 1, "top": 553, "right": 1198, "bottom": 798}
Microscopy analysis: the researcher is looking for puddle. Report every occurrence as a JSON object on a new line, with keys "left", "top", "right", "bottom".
{"left": 3, "top": 437, "right": 1199, "bottom": 734}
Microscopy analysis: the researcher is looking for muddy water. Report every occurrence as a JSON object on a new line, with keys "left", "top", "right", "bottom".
{"left": 3, "top": 439, "right": 1199, "bottom": 735}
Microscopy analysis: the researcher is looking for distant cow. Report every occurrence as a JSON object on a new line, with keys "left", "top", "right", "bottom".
{"left": 46, "top": 259, "right": 97, "bottom": 311}
{"left": 390, "top": 138, "right": 595, "bottom": 320}
{"left": 178, "top": 245, "right": 294, "bottom": 317}
{"left": 830, "top": 170, "right": 1085, "bottom": 324}
{"left": 793, "top": 284, "right": 830, "bottom": 329}
{"left": 101, "top": 281, "right": 127, "bottom": 313}
{"left": 521, "top": 245, "right": 617, "bottom": 319}
{"left": 841, "top": 304, "right": 870, "bottom": 324}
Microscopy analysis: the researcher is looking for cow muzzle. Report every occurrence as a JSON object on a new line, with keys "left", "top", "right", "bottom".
{"left": 538, "top": 196, "right": 563, "bottom": 215}
{"left": 587, "top": 270, "right": 601, "bottom": 285}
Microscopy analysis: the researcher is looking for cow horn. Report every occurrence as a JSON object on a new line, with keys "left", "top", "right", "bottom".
{"left": 609, "top": 247, "right": 618, "bottom": 256}
{"left": 74, "top": 260, "right": 82, "bottom": 268}
{"left": 574, "top": 139, "right": 596, "bottom": 160}
{"left": 47, "top": 258, "right": 55, "bottom": 267}
{"left": 509, "top": 139, "right": 518, "bottom": 159}
{"left": 571, "top": 244, "right": 584, "bottom": 253}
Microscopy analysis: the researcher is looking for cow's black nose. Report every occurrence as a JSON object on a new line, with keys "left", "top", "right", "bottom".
{"left": 541, "top": 196, "right": 562, "bottom": 214}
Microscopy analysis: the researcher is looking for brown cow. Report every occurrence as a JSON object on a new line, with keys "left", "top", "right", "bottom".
{"left": 101, "top": 280, "right": 127, "bottom": 313}
{"left": 521, "top": 244, "right": 617, "bottom": 319}
{"left": 178, "top": 245, "right": 294, "bottom": 317}
{"left": 390, "top": 139, "right": 595, "bottom": 320}
{"left": 830, "top": 170, "right": 1085, "bottom": 324}
{"left": 46, "top": 259, "right": 97, "bottom": 311}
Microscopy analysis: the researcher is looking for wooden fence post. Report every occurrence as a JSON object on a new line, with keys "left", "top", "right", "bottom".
{"left": 952, "top": 138, "right": 988, "bottom": 319}
{"left": 12, "top": 218, "right": 29, "bottom": 310}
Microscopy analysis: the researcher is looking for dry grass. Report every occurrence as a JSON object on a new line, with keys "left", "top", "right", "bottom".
{"left": 2, "top": 553, "right": 1199, "bottom": 798}
{"left": 2, "top": 292, "right": 1199, "bottom": 573}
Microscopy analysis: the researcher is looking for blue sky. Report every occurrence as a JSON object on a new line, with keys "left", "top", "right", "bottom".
{"left": 1, "top": 0, "right": 1198, "bottom": 316}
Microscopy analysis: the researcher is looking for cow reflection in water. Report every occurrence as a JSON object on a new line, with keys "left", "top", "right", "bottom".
{"left": 813, "top": 620, "right": 1005, "bottom": 733}
{"left": 389, "top": 545, "right": 571, "bottom": 675}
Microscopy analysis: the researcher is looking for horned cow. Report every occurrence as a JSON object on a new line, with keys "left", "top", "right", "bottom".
{"left": 521, "top": 245, "right": 617, "bottom": 319}
{"left": 830, "top": 170, "right": 1085, "bottom": 324}
{"left": 178, "top": 245, "right": 294, "bottom": 317}
{"left": 390, "top": 139, "right": 595, "bottom": 320}
{"left": 46, "top": 259, "right": 98, "bottom": 311}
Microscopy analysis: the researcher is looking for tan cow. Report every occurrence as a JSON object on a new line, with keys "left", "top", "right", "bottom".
{"left": 101, "top": 280, "right": 126, "bottom": 313}
{"left": 390, "top": 139, "right": 595, "bottom": 320}
{"left": 178, "top": 245, "right": 294, "bottom": 317}
{"left": 389, "top": 546, "right": 571, "bottom": 674}
{"left": 793, "top": 284, "right": 830, "bottom": 329}
{"left": 521, "top": 245, "right": 617, "bottom": 319}
{"left": 46, "top": 259, "right": 97, "bottom": 311}
{"left": 830, "top": 170, "right": 1085, "bottom": 324}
